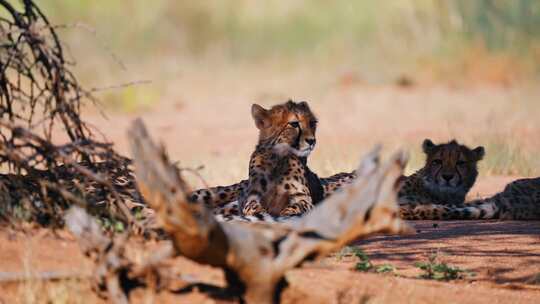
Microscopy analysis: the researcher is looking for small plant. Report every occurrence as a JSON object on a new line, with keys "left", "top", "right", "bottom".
{"left": 415, "top": 254, "right": 473, "bottom": 281}
{"left": 97, "top": 217, "right": 126, "bottom": 233}
{"left": 336, "top": 247, "right": 395, "bottom": 274}
{"left": 352, "top": 247, "right": 397, "bottom": 274}
{"left": 340, "top": 247, "right": 397, "bottom": 274}
{"left": 375, "top": 264, "right": 395, "bottom": 273}
{"left": 352, "top": 247, "right": 373, "bottom": 272}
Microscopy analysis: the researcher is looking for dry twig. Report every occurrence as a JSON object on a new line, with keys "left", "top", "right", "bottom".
{"left": 0, "top": 0, "right": 147, "bottom": 230}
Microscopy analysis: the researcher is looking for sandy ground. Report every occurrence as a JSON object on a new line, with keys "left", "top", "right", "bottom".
{"left": 0, "top": 177, "right": 540, "bottom": 304}
{"left": 1, "top": 177, "right": 539, "bottom": 304}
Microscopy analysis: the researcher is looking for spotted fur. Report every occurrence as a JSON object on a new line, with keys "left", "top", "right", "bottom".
{"left": 321, "top": 172, "right": 357, "bottom": 198}
{"left": 189, "top": 180, "right": 248, "bottom": 208}
{"left": 398, "top": 138, "right": 540, "bottom": 220}
{"left": 400, "top": 177, "right": 540, "bottom": 220}
{"left": 190, "top": 170, "right": 355, "bottom": 210}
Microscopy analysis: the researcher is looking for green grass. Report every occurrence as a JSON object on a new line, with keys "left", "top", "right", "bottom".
{"left": 414, "top": 253, "right": 474, "bottom": 281}
{"left": 351, "top": 247, "right": 396, "bottom": 274}
{"left": 353, "top": 247, "right": 373, "bottom": 272}
{"left": 375, "top": 264, "right": 396, "bottom": 274}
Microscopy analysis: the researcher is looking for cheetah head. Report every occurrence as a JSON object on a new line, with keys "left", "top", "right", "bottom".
{"left": 421, "top": 138, "right": 485, "bottom": 199}
{"left": 251, "top": 100, "right": 318, "bottom": 157}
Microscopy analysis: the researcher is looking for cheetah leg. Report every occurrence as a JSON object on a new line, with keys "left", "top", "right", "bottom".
{"left": 240, "top": 167, "right": 271, "bottom": 216}
{"left": 189, "top": 180, "right": 247, "bottom": 208}
{"left": 279, "top": 184, "right": 314, "bottom": 216}
{"left": 241, "top": 192, "right": 266, "bottom": 216}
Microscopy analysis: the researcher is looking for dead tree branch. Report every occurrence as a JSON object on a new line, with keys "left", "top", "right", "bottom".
{"left": 65, "top": 206, "right": 175, "bottom": 304}
{"left": 128, "top": 118, "right": 412, "bottom": 304}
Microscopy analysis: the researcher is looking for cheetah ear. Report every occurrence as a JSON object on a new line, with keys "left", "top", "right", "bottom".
{"left": 298, "top": 101, "right": 309, "bottom": 109}
{"left": 422, "top": 139, "right": 435, "bottom": 154}
{"left": 472, "top": 146, "right": 485, "bottom": 161}
{"left": 251, "top": 104, "right": 270, "bottom": 129}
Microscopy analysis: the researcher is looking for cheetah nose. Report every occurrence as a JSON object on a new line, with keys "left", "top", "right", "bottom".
{"left": 305, "top": 138, "right": 316, "bottom": 146}
{"left": 442, "top": 174, "right": 454, "bottom": 182}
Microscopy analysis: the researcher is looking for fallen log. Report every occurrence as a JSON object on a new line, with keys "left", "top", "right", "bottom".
{"left": 128, "top": 118, "right": 412, "bottom": 304}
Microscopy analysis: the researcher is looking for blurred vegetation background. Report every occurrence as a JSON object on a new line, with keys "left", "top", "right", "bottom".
{"left": 3, "top": 0, "right": 540, "bottom": 178}
{"left": 32, "top": 0, "right": 540, "bottom": 87}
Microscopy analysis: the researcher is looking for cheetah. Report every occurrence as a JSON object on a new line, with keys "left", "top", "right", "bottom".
{"left": 397, "top": 138, "right": 485, "bottom": 206}
{"left": 189, "top": 171, "right": 354, "bottom": 210}
{"left": 398, "top": 139, "right": 540, "bottom": 220}
{"left": 190, "top": 100, "right": 357, "bottom": 222}
{"left": 208, "top": 171, "right": 356, "bottom": 222}
{"left": 188, "top": 100, "right": 356, "bottom": 220}
{"left": 400, "top": 177, "right": 540, "bottom": 220}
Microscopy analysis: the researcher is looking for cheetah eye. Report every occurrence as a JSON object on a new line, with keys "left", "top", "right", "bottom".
{"left": 432, "top": 159, "right": 442, "bottom": 166}
{"left": 457, "top": 160, "right": 466, "bottom": 166}
{"left": 309, "top": 120, "right": 318, "bottom": 129}
{"left": 288, "top": 121, "right": 300, "bottom": 128}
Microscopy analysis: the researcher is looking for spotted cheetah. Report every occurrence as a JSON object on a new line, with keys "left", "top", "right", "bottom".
{"left": 190, "top": 100, "right": 356, "bottom": 221}
{"left": 397, "top": 138, "right": 485, "bottom": 206}
{"left": 189, "top": 100, "right": 357, "bottom": 220}
{"left": 400, "top": 177, "right": 540, "bottom": 220}
{"left": 207, "top": 171, "right": 357, "bottom": 222}
{"left": 189, "top": 171, "right": 354, "bottom": 210}
{"left": 398, "top": 139, "right": 540, "bottom": 220}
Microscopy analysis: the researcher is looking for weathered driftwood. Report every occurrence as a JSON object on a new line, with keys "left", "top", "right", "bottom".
{"left": 66, "top": 206, "right": 175, "bottom": 304}
{"left": 66, "top": 207, "right": 130, "bottom": 304}
{"left": 128, "top": 118, "right": 412, "bottom": 304}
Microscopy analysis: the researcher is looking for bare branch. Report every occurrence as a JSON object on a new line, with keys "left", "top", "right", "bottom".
{"left": 128, "top": 118, "right": 412, "bottom": 304}
{"left": 0, "top": 0, "right": 147, "bottom": 231}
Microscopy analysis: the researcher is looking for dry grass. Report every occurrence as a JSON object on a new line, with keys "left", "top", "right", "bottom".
{"left": 16, "top": 279, "right": 92, "bottom": 304}
{"left": 11, "top": 242, "right": 95, "bottom": 304}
